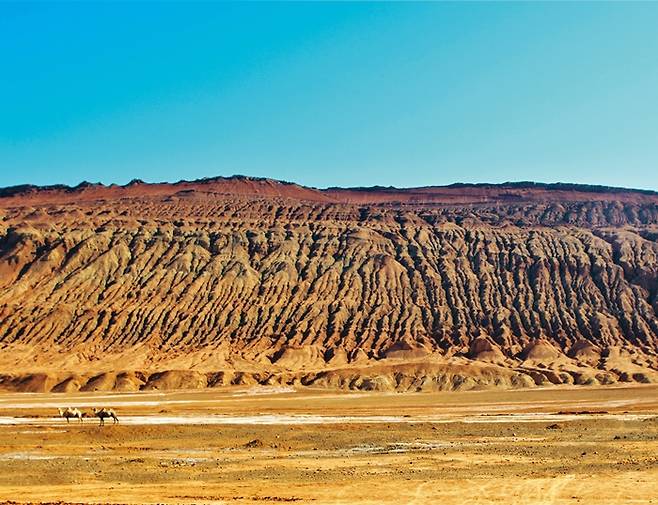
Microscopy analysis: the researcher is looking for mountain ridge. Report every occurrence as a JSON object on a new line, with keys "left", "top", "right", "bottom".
{"left": 0, "top": 174, "right": 657, "bottom": 392}
{"left": 2, "top": 175, "right": 657, "bottom": 203}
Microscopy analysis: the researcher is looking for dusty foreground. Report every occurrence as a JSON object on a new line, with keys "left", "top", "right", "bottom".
{"left": 0, "top": 386, "right": 657, "bottom": 504}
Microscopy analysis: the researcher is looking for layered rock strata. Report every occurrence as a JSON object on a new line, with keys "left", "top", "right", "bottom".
{"left": 0, "top": 177, "right": 657, "bottom": 391}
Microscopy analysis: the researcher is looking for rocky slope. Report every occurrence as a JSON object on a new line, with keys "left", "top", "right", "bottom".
{"left": 0, "top": 176, "right": 657, "bottom": 392}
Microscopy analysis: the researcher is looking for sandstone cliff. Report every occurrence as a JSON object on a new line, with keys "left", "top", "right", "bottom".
{"left": 0, "top": 176, "right": 657, "bottom": 392}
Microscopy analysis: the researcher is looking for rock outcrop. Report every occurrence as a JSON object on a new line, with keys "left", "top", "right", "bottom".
{"left": 0, "top": 176, "right": 657, "bottom": 392}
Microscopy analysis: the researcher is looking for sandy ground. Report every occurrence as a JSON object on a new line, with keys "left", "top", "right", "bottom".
{"left": 0, "top": 385, "right": 657, "bottom": 504}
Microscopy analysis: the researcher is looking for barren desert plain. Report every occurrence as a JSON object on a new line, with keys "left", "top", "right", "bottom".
{"left": 0, "top": 384, "right": 657, "bottom": 505}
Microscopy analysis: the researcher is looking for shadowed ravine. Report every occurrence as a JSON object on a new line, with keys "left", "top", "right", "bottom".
{"left": 0, "top": 177, "right": 657, "bottom": 392}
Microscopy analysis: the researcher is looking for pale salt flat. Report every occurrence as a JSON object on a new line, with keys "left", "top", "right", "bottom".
{"left": 0, "top": 412, "right": 654, "bottom": 426}
{"left": 0, "top": 414, "right": 410, "bottom": 426}
{"left": 458, "top": 412, "right": 656, "bottom": 423}
{"left": 0, "top": 395, "right": 652, "bottom": 412}
{"left": 230, "top": 386, "right": 296, "bottom": 396}
{"left": 0, "top": 452, "right": 64, "bottom": 461}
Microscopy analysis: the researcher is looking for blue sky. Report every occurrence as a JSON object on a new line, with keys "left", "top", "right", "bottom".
{"left": 1, "top": 2, "right": 657, "bottom": 190}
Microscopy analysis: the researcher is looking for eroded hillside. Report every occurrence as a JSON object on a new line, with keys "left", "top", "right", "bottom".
{"left": 0, "top": 177, "right": 657, "bottom": 392}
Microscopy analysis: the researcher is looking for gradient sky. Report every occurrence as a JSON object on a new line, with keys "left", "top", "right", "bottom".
{"left": 1, "top": 2, "right": 658, "bottom": 190}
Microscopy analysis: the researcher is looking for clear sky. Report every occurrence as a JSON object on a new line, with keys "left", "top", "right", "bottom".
{"left": 1, "top": 2, "right": 658, "bottom": 190}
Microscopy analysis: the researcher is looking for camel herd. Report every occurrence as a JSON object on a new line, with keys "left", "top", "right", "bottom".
{"left": 57, "top": 407, "right": 118, "bottom": 426}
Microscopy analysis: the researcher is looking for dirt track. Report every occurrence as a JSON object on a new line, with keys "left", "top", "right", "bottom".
{"left": 0, "top": 385, "right": 657, "bottom": 504}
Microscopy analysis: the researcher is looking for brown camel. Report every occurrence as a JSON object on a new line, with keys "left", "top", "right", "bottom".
{"left": 57, "top": 407, "right": 83, "bottom": 423}
{"left": 92, "top": 407, "right": 119, "bottom": 426}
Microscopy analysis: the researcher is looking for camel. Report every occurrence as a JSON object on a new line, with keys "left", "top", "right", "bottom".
{"left": 57, "top": 407, "right": 83, "bottom": 423}
{"left": 92, "top": 407, "right": 119, "bottom": 426}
